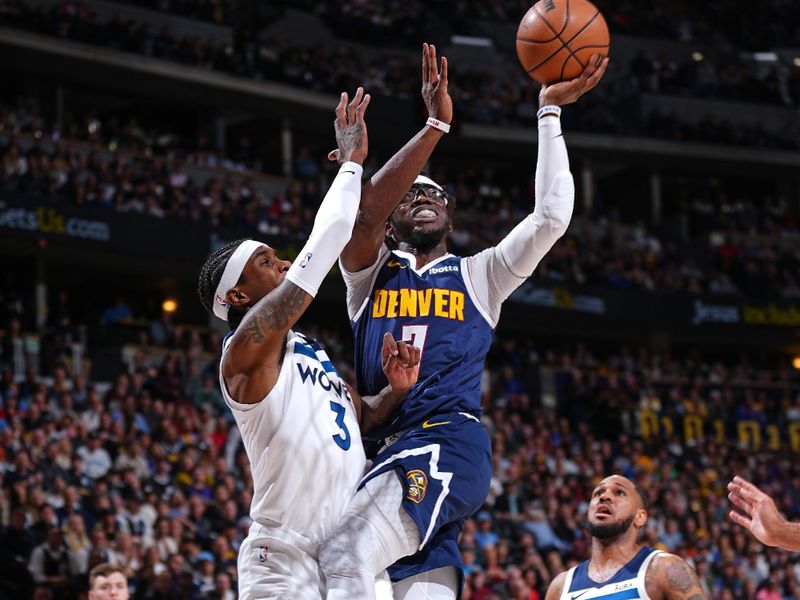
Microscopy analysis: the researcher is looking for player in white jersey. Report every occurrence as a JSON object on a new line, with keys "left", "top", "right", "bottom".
{"left": 197, "top": 88, "right": 421, "bottom": 600}
{"left": 546, "top": 475, "right": 707, "bottom": 600}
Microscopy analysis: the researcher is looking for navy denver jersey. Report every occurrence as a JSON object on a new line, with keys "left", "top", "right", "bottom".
{"left": 351, "top": 251, "right": 493, "bottom": 440}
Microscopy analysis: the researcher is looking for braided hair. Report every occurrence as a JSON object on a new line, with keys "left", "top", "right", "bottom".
{"left": 197, "top": 238, "right": 249, "bottom": 329}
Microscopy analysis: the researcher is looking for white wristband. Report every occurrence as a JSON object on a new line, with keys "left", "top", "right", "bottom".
{"left": 537, "top": 105, "right": 562, "bottom": 120}
{"left": 426, "top": 117, "right": 451, "bottom": 133}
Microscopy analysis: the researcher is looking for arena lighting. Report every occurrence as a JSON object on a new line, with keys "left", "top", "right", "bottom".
{"left": 162, "top": 299, "right": 178, "bottom": 313}
{"left": 752, "top": 52, "right": 778, "bottom": 62}
{"left": 691, "top": 51, "right": 704, "bottom": 62}
{"left": 451, "top": 35, "right": 492, "bottom": 47}
{"left": 794, "top": 57, "right": 800, "bottom": 67}
{"left": 793, "top": 357, "right": 800, "bottom": 370}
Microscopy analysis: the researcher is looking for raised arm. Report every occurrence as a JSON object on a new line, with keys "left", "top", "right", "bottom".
{"left": 339, "top": 43, "right": 453, "bottom": 272}
{"left": 463, "top": 55, "right": 608, "bottom": 327}
{"left": 347, "top": 332, "right": 421, "bottom": 434}
{"left": 222, "top": 89, "right": 371, "bottom": 404}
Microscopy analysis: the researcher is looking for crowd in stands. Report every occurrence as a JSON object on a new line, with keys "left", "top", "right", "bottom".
{"left": 2, "top": 0, "right": 799, "bottom": 149}
{"left": 404, "top": 0, "right": 800, "bottom": 50}
{"left": 3, "top": 90, "right": 800, "bottom": 301}
{"left": 115, "top": 0, "right": 240, "bottom": 26}
{"left": 2, "top": 282, "right": 800, "bottom": 599}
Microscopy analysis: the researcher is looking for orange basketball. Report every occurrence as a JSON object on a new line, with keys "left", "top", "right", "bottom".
{"left": 516, "top": 0, "right": 610, "bottom": 85}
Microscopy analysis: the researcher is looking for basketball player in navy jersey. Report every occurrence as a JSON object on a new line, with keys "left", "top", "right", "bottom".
{"left": 319, "top": 45, "right": 608, "bottom": 599}
{"left": 545, "top": 475, "right": 706, "bottom": 600}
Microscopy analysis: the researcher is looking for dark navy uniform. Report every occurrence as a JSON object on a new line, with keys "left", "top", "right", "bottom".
{"left": 345, "top": 249, "right": 494, "bottom": 585}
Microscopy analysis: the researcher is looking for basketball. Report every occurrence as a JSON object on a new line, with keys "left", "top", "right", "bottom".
{"left": 516, "top": 0, "right": 610, "bottom": 85}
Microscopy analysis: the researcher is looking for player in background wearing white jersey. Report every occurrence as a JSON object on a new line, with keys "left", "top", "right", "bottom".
{"left": 546, "top": 475, "right": 707, "bottom": 600}
{"left": 197, "top": 88, "right": 421, "bottom": 600}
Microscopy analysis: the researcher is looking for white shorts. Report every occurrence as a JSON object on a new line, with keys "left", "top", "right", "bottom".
{"left": 238, "top": 523, "right": 324, "bottom": 600}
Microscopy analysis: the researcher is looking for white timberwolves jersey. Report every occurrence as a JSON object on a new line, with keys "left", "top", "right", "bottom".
{"left": 220, "top": 330, "right": 366, "bottom": 543}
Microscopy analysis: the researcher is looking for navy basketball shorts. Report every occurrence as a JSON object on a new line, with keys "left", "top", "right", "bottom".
{"left": 360, "top": 411, "right": 492, "bottom": 583}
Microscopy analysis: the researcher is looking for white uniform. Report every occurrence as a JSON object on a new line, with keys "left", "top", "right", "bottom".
{"left": 221, "top": 330, "right": 366, "bottom": 600}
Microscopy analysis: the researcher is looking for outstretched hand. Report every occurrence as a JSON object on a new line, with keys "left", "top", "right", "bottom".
{"left": 539, "top": 53, "right": 609, "bottom": 107}
{"left": 331, "top": 87, "right": 371, "bottom": 165}
{"left": 422, "top": 42, "right": 452, "bottom": 125}
{"left": 381, "top": 332, "right": 421, "bottom": 393}
{"left": 727, "top": 476, "right": 787, "bottom": 547}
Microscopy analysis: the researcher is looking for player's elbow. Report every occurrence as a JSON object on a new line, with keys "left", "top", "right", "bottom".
{"left": 543, "top": 171, "right": 574, "bottom": 238}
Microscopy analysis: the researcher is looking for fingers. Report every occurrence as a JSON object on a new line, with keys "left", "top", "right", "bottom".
{"left": 382, "top": 331, "right": 399, "bottom": 361}
{"left": 327, "top": 149, "right": 341, "bottom": 163}
{"left": 422, "top": 42, "right": 429, "bottom": 84}
{"left": 439, "top": 55, "right": 448, "bottom": 89}
{"left": 728, "top": 509, "right": 752, "bottom": 529}
{"left": 730, "top": 476, "right": 767, "bottom": 504}
{"left": 335, "top": 92, "right": 348, "bottom": 124}
{"left": 395, "top": 340, "right": 412, "bottom": 366}
{"left": 728, "top": 490, "right": 753, "bottom": 515}
{"left": 585, "top": 56, "right": 609, "bottom": 89}
{"left": 577, "top": 55, "right": 596, "bottom": 84}
{"left": 429, "top": 44, "right": 438, "bottom": 84}
{"left": 355, "top": 91, "right": 371, "bottom": 122}
{"left": 346, "top": 87, "right": 364, "bottom": 123}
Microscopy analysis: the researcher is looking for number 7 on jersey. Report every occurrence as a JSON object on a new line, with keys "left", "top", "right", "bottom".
{"left": 401, "top": 325, "right": 428, "bottom": 358}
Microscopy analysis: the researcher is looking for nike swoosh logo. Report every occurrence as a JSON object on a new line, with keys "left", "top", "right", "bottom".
{"left": 571, "top": 591, "right": 589, "bottom": 600}
{"left": 422, "top": 420, "right": 451, "bottom": 429}
{"left": 342, "top": 170, "right": 355, "bottom": 175}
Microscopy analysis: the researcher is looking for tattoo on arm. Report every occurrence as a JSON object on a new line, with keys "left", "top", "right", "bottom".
{"left": 241, "top": 283, "right": 308, "bottom": 345}
{"left": 665, "top": 563, "right": 694, "bottom": 594}
{"left": 662, "top": 558, "right": 706, "bottom": 600}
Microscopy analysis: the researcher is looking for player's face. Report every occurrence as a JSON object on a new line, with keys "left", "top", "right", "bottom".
{"left": 586, "top": 476, "right": 645, "bottom": 540}
{"left": 89, "top": 573, "right": 130, "bottom": 600}
{"left": 239, "top": 246, "right": 291, "bottom": 305}
{"left": 389, "top": 184, "right": 451, "bottom": 250}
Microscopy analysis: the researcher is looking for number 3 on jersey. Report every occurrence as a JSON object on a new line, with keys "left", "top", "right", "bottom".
{"left": 401, "top": 325, "right": 429, "bottom": 358}
{"left": 329, "top": 401, "right": 351, "bottom": 450}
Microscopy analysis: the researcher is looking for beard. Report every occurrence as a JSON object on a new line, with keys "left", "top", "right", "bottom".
{"left": 390, "top": 218, "right": 449, "bottom": 252}
{"left": 586, "top": 514, "right": 636, "bottom": 541}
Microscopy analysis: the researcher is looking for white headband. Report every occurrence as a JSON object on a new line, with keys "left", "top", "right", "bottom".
{"left": 413, "top": 174, "right": 444, "bottom": 191}
{"left": 213, "top": 240, "right": 264, "bottom": 321}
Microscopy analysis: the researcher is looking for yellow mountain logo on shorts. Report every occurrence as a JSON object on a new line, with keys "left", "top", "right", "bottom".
{"left": 405, "top": 470, "right": 428, "bottom": 504}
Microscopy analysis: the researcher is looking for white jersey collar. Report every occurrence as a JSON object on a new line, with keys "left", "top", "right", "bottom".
{"left": 392, "top": 250, "right": 454, "bottom": 276}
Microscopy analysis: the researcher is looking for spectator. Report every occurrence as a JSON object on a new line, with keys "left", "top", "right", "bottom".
{"left": 77, "top": 432, "right": 112, "bottom": 480}
{"left": 28, "top": 526, "right": 73, "bottom": 599}
{"left": 87, "top": 562, "right": 129, "bottom": 600}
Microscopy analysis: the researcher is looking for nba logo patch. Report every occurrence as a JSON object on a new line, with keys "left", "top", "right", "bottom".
{"left": 257, "top": 546, "right": 269, "bottom": 562}
{"left": 405, "top": 470, "right": 427, "bottom": 504}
